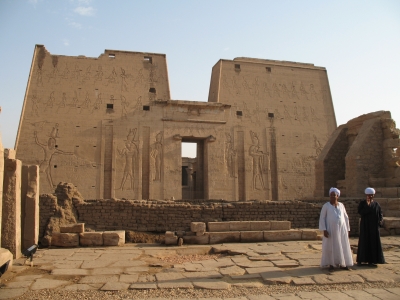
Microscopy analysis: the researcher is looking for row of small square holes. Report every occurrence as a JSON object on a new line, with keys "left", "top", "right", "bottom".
{"left": 235, "top": 64, "right": 271, "bottom": 73}
{"left": 236, "top": 111, "right": 275, "bottom": 118}
{"left": 108, "top": 53, "right": 153, "bottom": 64}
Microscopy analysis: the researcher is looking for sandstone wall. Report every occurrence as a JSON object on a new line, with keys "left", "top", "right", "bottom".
{"left": 39, "top": 197, "right": 363, "bottom": 237}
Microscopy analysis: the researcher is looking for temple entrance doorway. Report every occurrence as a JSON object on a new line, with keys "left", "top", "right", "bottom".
{"left": 181, "top": 138, "right": 205, "bottom": 199}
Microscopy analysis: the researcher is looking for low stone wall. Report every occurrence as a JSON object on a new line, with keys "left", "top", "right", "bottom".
{"left": 38, "top": 198, "right": 360, "bottom": 236}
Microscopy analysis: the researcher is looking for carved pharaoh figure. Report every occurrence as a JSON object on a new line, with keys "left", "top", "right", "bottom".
{"left": 151, "top": 131, "right": 163, "bottom": 181}
{"left": 117, "top": 128, "right": 138, "bottom": 190}
{"left": 249, "top": 131, "right": 265, "bottom": 190}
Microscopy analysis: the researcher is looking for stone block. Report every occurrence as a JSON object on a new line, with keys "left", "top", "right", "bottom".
{"left": 60, "top": 223, "right": 85, "bottom": 233}
{"left": 380, "top": 188, "right": 399, "bottom": 198}
{"left": 240, "top": 231, "right": 264, "bottom": 242}
{"left": 380, "top": 227, "right": 390, "bottom": 236}
{"left": 301, "top": 229, "right": 318, "bottom": 240}
{"left": 2, "top": 158, "right": 22, "bottom": 258}
{"left": 386, "top": 199, "right": 400, "bottom": 211}
{"left": 79, "top": 232, "right": 103, "bottom": 246}
{"left": 165, "top": 236, "right": 178, "bottom": 245}
{"left": 0, "top": 248, "right": 13, "bottom": 274}
{"left": 183, "top": 233, "right": 210, "bottom": 244}
{"left": 4, "top": 149, "right": 16, "bottom": 159}
{"left": 264, "top": 230, "right": 302, "bottom": 242}
{"left": 383, "top": 217, "right": 400, "bottom": 230}
{"left": 103, "top": 231, "right": 125, "bottom": 246}
{"left": 51, "top": 233, "right": 79, "bottom": 247}
{"left": 208, "top": 222, "right": 230, "bottom": 232}
{"left": 270, "top": 221, "right": 291, "bottom": 230}
{"left": 209, "top": 232, "right": 240, "bottom": 244}
{"left": 165, "top": 231, "right": 175, "bottom": 237}
{"left": 230, "top": 221, "right": 251, "bottom": 231}
{"left": 191, "top": 222, "right": 206, "bottom": 233}
{"left": 22, "top": 165, "right": 40, "bottom": 250}
{"left": 250, "top": 221, "right": 270, "bottom": 231}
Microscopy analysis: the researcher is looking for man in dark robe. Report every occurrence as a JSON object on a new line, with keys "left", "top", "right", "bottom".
{"left": 357, "top": 187, "right": 385, "bottom": 266}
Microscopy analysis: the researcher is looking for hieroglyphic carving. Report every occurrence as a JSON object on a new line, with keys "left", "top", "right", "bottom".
{"left": 249, "top": 131, "right": 266, "bottom": 190}
{"left": 151, "top": 131, "right": 163, "bottom": 181}
{"left": 291, "top": 82, "right": 300, "bottom": 100}
{"left": 44, "top": 91, "right": 56, "bottom": 110}
{"left": 313, "top": 135, "right": 323, "bottom": 156}
{"left": 117, "top": 128, "right": 138, "bottom": 190}
{"left": 120, "top": 68, "right": 130, "bottom": 91}
{"left": 225, "top": 133, "right": 237, "bottom": 178}
{"left": 263, "top": 82, "right": 272, "bottom": 98}
{"left": 309, "top": 84, "right": 318, "bottom": 101}
{"left": 36, "top": 66, "right": 43, "bottom": 86}
{"left": 272, "top": 83, "right": 281, "bottom": 98}
{"left": 106, "top": 67, "right": 118, "bottom": 85}
{"left": 60, "top": 63, "right": 70, "bottom": 80}
{"left": 56, "top": 92, "right": 67, "bottom": 112}
{"left": 92, "top": 93, "right": 102, "bottom": 113}
{"left": 94, "top": 66, "right": 103, "bottom": 82}
{"left": 299, "top": 83, "right": 309, "bottom": 100}
{"left": 34, "top": 123, "right": 73, "bottom": 189}
{"left": 283, "top": 105, "right": 293, "bottom": 124}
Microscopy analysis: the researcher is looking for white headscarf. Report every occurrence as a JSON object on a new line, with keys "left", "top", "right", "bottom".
{"left": 365, "top": 187, "right": 376, "bottom": 195}
{"left": 329, "top": 187, "right": 340, "bottom": 197}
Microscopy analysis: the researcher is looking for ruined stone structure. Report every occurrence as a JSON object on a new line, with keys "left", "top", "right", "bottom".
{"left": 15, "top": 45, "right": 336, "bottom": 201}
{"left": 315, "top": 111, "right": 400, "bottom": 198}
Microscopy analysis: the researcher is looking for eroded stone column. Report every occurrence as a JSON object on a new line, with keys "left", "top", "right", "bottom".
{"left": 1, "top": 157, "right": 22, "bottom": 258}
{"left": 22, "top": 165, "right": 39, "bottom": 249}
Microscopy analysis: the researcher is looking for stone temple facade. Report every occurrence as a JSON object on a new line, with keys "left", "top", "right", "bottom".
{"left": 15, "top": 45, "right": 336, "bottom": 201}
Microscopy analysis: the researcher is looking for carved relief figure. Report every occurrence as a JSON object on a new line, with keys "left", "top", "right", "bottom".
{"left": 120, "top": 68, "right": 129, "bottom": 91}
{"left": 300, "top": 83, "right": 309, "bottom": 100}
{"left": 56, "top": 92, "right": 67, "bottom": 112}
{"left": 226, "top": 133, "right": 237, "bottom": 178}
{"left": 36, "top": 67, "right": 43, "bottom": 86}
{"left": 291, "top": 82, "right": 300, "bottom": 99}
{"left": 94, "top": 66, "right": 103, "bottom": 82}
{"left": 281, "top": 83, "right": 291, "bottom": 98}
{"left": 92, "top": 93, "right": 102, "bottom": 113}
{"left": 249, "top": 131, "right": 265, "bottom": 190}
{"left": 31, "top": 94, "right": 39, "bottom": 116}
{"left": 263, "top": 82, "right": 272, "bottom": 98}
{"left": 309, "top": 84, "right": 318, "bottom": 100}
{"left": 107, "top": 67, "right": 118, "bottom": 85}
{"left": 151, "top": 132, "right": 163, "bottom": 181}
{"left": 313, "top": 134, "right": 323, "bottom": 156}
{"left": 272, "top": 83, "right": 281, "bottom": 98}
{"left": 60, "top": 63, "right": 70, "bottom": 79}
{"left": 121, "top": 95, "right": 129, "bottom": 118}
{"left": 81, "top": 92, "right": 91, "bottom": 109}
{"left": 34, "top": 124, "right": 73, "bottom": 190}
{"left": 283, "top": 105, "right": 293, "bottom": 124}
{"left": 117, "top": 128, "right": 138, "bottom": 190}
{"left": 45, "top": 91, "right": 56, "bottom": 109}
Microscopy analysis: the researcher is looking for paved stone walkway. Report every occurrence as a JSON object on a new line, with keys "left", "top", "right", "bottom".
{"left": 1, "top": 236, "right": 400, "bottom": 299}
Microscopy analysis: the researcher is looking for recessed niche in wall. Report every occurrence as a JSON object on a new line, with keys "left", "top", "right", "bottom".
{"left": 268, "top": 113, "right": 274, "bottom": 118}
{"left": 107, "top": 103, "right": 113, "bottom": 109}
{"left": 144, "top": 56, "right": 152, "bottom": 64}
{"left": 109, "top": 54, "right": 115, "bottom": 58}
{"left": 143, "top": 105, "right": 150, "bottom": 111}
{"left": 235, "top": 64, "right": 241, "bottom": 71}
{"left": 149, "top": 87, "right": 156, "bottom": 93}
{"left": 266, "top": 67, "right": 271, "bottom": 73}
{"left": 236, "top": 111, "right": 243, "bottom": 116}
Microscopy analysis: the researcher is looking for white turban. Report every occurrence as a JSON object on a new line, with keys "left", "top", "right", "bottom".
{"left": 365, "top": 187, "right": 376, "bottom": 195}
{"left": 329, "top": 187, "right": 340, "bottom": 197}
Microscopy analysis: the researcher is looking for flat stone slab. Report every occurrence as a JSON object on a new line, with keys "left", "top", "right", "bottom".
{"left": 297, "top": 291, "right": 329, "bottom": 299}
{"left": 157, "top": 281, "right": 193, "bottom": 289}
{"left": 129, "top": 283, "right": 158, "bottom": 289}
{"left": 183, "top": 271, "right": 222, "bottom": 279}
{"left": 110, "top": 260, "right": 147, "bottom": 267}
{"left": 0, "top": 288, "right": 28, "bottom": 300}
{"left": 155, "top": 272, "right": 186, "bottom": 281}
{"left": 260, "top": 271, "right": 292, "bottom": 284}
{"left": 247, "top": 294, "right": 276, "bottom": 300}
{"left": 230, "top": 273, "right": 261, "bottom": 280}
{"left": 30, "top": 279, "right": 69, "bottom": 290}
{"left": 101, "top": 282, "right": 130, "bottom": 291}
{"left": 51, "top": 268, "right": 90, "bottom": 276}
{"left": 298, "top": 259, "right": 321, "bottom": 266}
{"left": 192, "top": 279, "right": 231, "bottom": 290}
{"left": 312, "top": 274, "right": 364, "bottom": 285}
{"left": 231, "top": 281, "right": 265, "bottom": 288}
{"left": 64, "top": 284, "right": 101, "bottom": 291}
{"left": 125, "top": 266, "right": 150, "bottom": 273}
{"left": 272, "top": 260, "right": 299, "bottom": 267}
{"left": 248, "top": 255, "right": 286, "bottom": 261}
{"left": 235, "top": 260, "right": 273, "bottom": 268}
{"left": 5, "top": 281, "right": 32, "bottom": 288}
{"left": 14, "top": 275, "right": 42, "bottom": 281}
{"left": 219, "top": 266, "right": 246, "bottom": 276}
{"left": 318, "top": 291, "right": 356, "bottom": 300}
{"left": 60, "top": 223, "right": 84, "bottom": 233}
{"left": 292, "top": 277, "right": 315, "bottom": 285}
{"left": 359, "top": 272, "right": 399, "bottom": 283}
{"left": 89, "top": 267, "right": 123, "bottom": 275}
{"left": 79, "top": 275, "right": 119, "bottom": 284}
{"left": 119, "top": 274, "right": 139, "bottom": 283}
{"left": 81, "top": 260, "right": 114, "bottom": 268}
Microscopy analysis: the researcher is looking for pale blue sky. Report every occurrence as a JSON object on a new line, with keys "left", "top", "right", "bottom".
{"left": 0, "top": 0, "right": 399, "bottom": 157}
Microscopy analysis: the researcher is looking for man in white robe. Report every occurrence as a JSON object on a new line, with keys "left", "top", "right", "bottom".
{"left": 319, "top": 187, "right": 353, "bottom": 270}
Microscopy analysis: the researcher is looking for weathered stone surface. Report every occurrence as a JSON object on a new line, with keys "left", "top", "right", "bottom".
{"left": 192, "top": 279, "right": 231, "bottom": 290}
{"left": 30, "top": 278, "right": 69, "bottom": 290}
{"left": 208, "top": 222, "right": 230, "bottom": 232}
{"left": 264, "top": 230, "right": 302, "bottom": 242}
{"left": 301, "top": 229, "right": 318, "bottom": 240}
{"left": 240, "top": 231, "right": 264, "bottom": 242}
{"left": 165, "top": 235, "right": 178, "bottom": 245}
{"left": 103, "top": 231, "right": 125, "bottom": 246}
{"left": 0, "top": 248, "right": 13, "bottom": 275}
{"left": 209, "top": 232, "right": 240, "bottom": 244}
{"left": 51, "top": 233, "right": 79, "bottom": 247}
{"left": 384, "top": 217, "right": 400, "bottom": 230}
{"left": 60, "top": 223, "right": 84, "bottom": 233}
{"left": 250, "top": 221, "right": 270, "bottom": 231}
{"left": 270, "top": 221, "right": 291, "bottom": 230}
{"left": 21, "top": 165, "right": 39, "bottom": 250}
{"left": 230, "top": 221, "right": 251, "bottom": 231}
{"left": 79, "top": 232, "right": 103, "bottom": 246}
{"left": 191, "top": 222, "right": 206, "bottom": 233}
{"left": 79, "top": 275, "right": 119, "bottom": 284}
{"left": 101, "top": 282, "right": 129, "bottom": 291}
{"left": 183, "top": 233, "right": 210, "bottom": 244}
{"left": 2, "top": 158, "right": 22, "bottom": 258}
